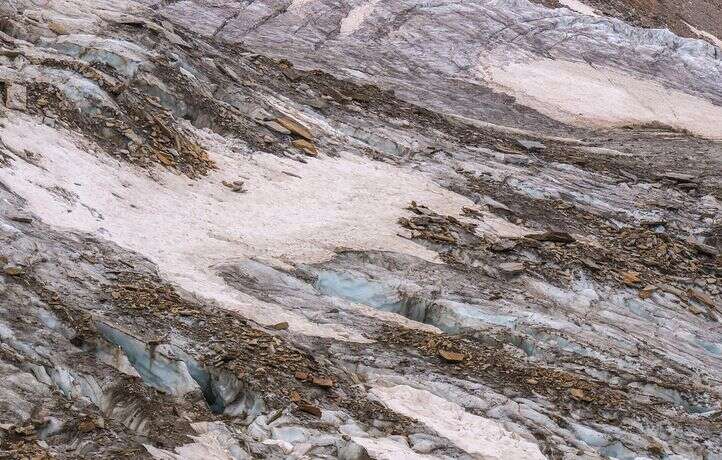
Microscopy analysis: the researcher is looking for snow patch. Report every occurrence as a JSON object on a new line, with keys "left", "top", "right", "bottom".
{"left": 145, "top": 421, "right": 244, "bottom": 460}
{"left": 351, "top": 436, "right": 434, "bottom": 459}
{"left": 370, "top": 385, "right": 545, "bottom": 459}
{"left": 340, "top": 0, "right": 380, "bottom": 36}
{"left": 479, "top": 58, "right": 722, "bottom": 140}
{"left": 558, "top": 0, "right": 598, "bottom": 17}
{"left": 0, "top": 113, "right": 472, "bottom": 341}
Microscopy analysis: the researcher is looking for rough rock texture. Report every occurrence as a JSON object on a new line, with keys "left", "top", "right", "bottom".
{"left": 153, "top": 0, "right": 722, "bottom": 138}
{"left": 537, "top": 0, "right": 722, "bottom": 44}
{"left": 0, "top": 0, "right": 721, "bottom": 459}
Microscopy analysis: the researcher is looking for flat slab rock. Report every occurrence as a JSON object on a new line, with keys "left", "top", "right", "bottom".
{"left": 5, "top": 83, "right": 27, "bottom": 111}
{"left": 515, "top": 138, "right": 546, "bottom": 152}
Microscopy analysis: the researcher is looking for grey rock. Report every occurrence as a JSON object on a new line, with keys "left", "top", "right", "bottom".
{"left": 499, "top": 262, "right": 525, "bottom": 275}
{"left": 5, "top": 83, "right": 27, "bottom": 111}
{"left": 657, "top": 172, "right": 697, "bottom": 182}
{"left": 264, "top": 120, "right": 291, "bottom": 135}
{"left": 515, "top": 139, "right": 546, "bottom": 152}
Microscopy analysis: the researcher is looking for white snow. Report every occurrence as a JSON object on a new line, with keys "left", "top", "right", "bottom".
{"left": 340, "top": 0, "right": 380, "bottom": 36}
{"left": 145, "top": 421, "right": 243, "bottom": 460}
{"left": 478, "top": 58, "right": 722, "bottom": 140}
{"left": 370, "top": 385, "right": 546, "bottom": 459}
{"left": 0, "top": 113, "right": 473, "bottom": 341}
{"left": 351, "top": 436, "right": 434, "bottom": 459}
{"left": 558, "top": 0, "right": 598, "bottom": 17}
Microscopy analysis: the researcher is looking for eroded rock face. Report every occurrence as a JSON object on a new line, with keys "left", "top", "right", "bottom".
{"left": 155, "top": 0, "right": 722, "bottom": 138}
{"left": 0, "top": 0, "right": 721, "bottom": 459}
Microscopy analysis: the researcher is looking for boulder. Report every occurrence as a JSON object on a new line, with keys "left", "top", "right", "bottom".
{"left": 5, "top": 83, "right": 27, "bottom": 111}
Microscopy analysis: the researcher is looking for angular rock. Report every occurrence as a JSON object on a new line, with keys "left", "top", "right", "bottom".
{"left": 688, "top": 288, "right": 718, "bottom": 311}
{"left": 639, "top": 285, "right": 657, "bottom": 299}
{"left": 438, "top": 349, "right": 464, "bottom": 362}
{"left": 499, "top": 262, "right": 524, "bottom": 275}
{"left": 622, "top": 271, "right": 641, "bottom": 286}
{"left": 270, "top": 321, "right": 289, "bottom": 330}
{"left": 3, "top": 264, "right": 25, "bottom": 276}
{"left": 5, "top": 83, "right": 27, "bottom": 111}
{"left": 312, "top": 376, "right": 334, "bottom": 388}
{"left": 275, "top": 116, "right": 313, "bottom": 140}
{"left": 7, "top": 213, "right": 33, "bottom": 223}
{"left": 292, "top": 139, "right": 318, "bottom": 156}
{"left": 298, "top": 402, "right": 322, "bottom": 417}
{"left": 264, "top": 120, "right": 291, "bottom": 135}
{"left": 657, "top": 172, "right": 697, "bottom": 182}
{"left": 515, "top": 139, "right": 546, "bottom": 152}
{"left": 491, "top": 239, "right": 517, "bottom": 252}
{"left": 477, "top": 195, "right": 512, "bottom": 214}
{"left": 690, "top": 240, "right": 719, "bottom": 257}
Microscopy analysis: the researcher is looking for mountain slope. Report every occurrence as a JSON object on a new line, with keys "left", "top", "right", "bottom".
{"left": 0, "top": 1, "right": 721, "bottom": 458}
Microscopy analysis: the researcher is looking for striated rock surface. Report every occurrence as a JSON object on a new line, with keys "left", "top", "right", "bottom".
{"left": 0, "top": 0, "right": 720, "bottom": 459}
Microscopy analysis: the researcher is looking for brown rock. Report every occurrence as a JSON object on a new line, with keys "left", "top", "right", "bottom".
{"left": 298, "top": 402, "right": 322, "bottom": 417}
{"left": 275, "top": 116, "right": 313, "bottom": 140}
{"left": 688, "top": 288, "right": 718, "bottom": 311}
{"left": 639, "top": 285, "right": 657, "bottom": 299}
{"left": 294, "top": 371, "right": 308, "bottom": 380}
{"left": 622, "top": 271, "right": 641, "bottom": 286}
{"left": 270, "top": 321, "right": 289, "bottom": 330}
{"left": 438, "top": 349, "right": 464, "bottom": 362}
{"left": 155, "top": 152, "right": 174, "bottom": 166}
{"left": 77, "top": 418, "right": 97, "bottom": 432}
{"left": 312, "top": 376, "right": 334, "bottom": 388}
{"left": 570, "top": 388, "right": 592, "bottom": 402}
{"left": 3, "top": 265, "right": 25, "bottom": 276}
{"left": 292, "top": 139, "right": 318, "bottom": 156}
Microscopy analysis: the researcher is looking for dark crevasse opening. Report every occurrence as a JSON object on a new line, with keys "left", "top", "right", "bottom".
{"left": 96, "top": 322, "right": 262, "bottom": 417}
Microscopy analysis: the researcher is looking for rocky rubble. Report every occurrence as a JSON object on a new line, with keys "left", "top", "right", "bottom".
{"left": 0, "top": 0, "right": 721, "bottom": 459}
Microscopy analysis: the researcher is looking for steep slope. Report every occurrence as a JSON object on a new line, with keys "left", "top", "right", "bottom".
{"left": 0, "top": 1, "right": 720, "bottom": 459}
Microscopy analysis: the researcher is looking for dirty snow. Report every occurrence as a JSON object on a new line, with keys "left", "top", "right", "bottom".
{"left": 370, "top": 385, "right": 546, "bottom": 459}
{"left": 145, "top": 421, "right": 242, "bottom": 460}
{"left": 0, "top": 113, "right": 473, "bottom": 340}
{"left": 479, "top": 58, "right": 722, "bottom": 139}
{"left": 558, "top": 0, "right": 598, "bottom": 16}
{"left": 351, "top": 436, "right": 434, "bottom": 459}
{"left": 340, "top": 0, "right": 380, "bottom": 36}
